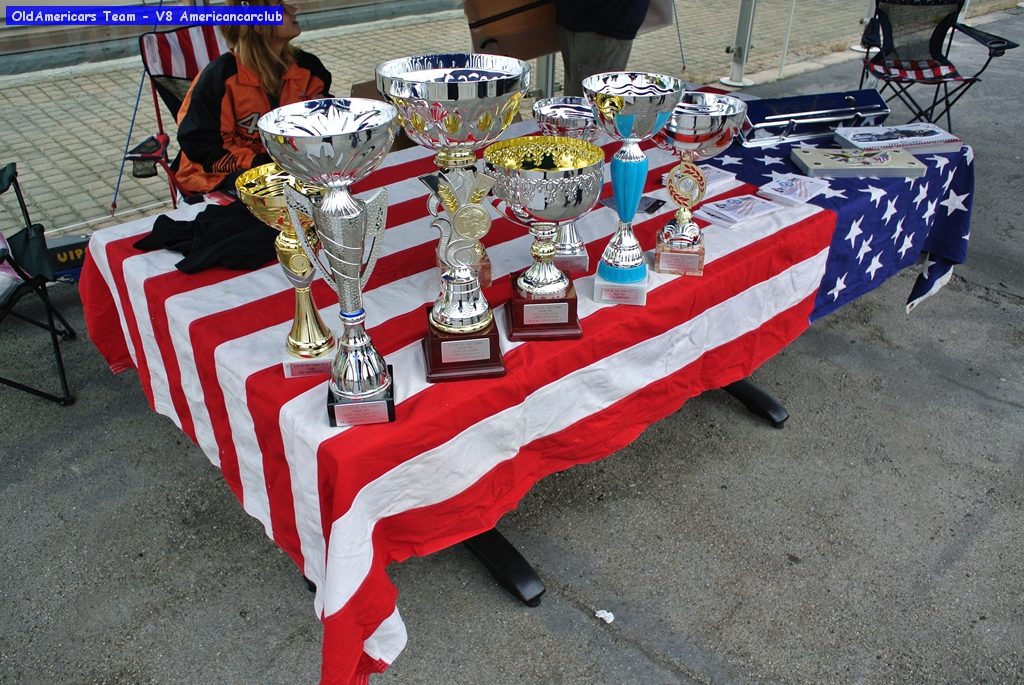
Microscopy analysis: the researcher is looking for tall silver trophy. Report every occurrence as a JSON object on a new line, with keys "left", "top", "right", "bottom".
{"left": 484, "top": 135, "right": 605, "bottom": 340}
{"left": 258, "top": 98, "right": 399, "bottom": 427}
{"left": 582, "top": 72, "right": 685, "bottom": 305}
{"left": 653, "top": 92, "right": 747, "bottom": 276}
{"left": 376, "top": 53, "right": 530, "bottom": 382}
{"left": 532, "top": 96, "right": 601, "bottom": 274}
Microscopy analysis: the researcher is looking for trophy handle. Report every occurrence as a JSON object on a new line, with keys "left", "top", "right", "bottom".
{"left": 359, "top": 187, "right": 389, "bottom": 289}
{"left": 284, "top": 184, "right": 336, "bottom": 291}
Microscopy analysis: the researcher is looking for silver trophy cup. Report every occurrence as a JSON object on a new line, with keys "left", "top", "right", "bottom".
{"left": 582, "top": 72, "right": 684, "bottom": 288}
{"left": 654, "top": 92, "right": 748, "bottom": 232}
{"left": 376, "top": 53, "right": 530, "bottom": 335}
{"left": 258, "top": 98, "right": 398, "bottom": 421}
{"left": 532, "top": 96, "right": 601, "bottom": 272}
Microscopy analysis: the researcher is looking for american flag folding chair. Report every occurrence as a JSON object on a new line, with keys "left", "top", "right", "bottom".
{"left": 857, "top": 0, "right": 1018, "bottom": 132}
{"left": 117, "top": 25, "right": 231, "bottom": 210}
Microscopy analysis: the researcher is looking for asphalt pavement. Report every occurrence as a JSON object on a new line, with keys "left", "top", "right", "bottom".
{"left": 1, "top": 7, "right": 1022, "bottom": 685}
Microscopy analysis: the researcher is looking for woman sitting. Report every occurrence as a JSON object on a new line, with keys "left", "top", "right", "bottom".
{"left": 175, "top": 0, "right": 331, "bottom": 195}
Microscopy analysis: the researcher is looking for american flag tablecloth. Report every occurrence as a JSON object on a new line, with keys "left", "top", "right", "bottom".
{"left": 78, "top": 120, "right": 971, "bottom": 684}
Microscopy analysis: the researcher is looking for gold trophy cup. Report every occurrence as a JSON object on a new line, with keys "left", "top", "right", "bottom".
{"left": 236, "top": 164, "right": 333, "bottom": 377}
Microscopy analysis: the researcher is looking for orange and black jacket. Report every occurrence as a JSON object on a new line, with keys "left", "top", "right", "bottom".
{"left": 175, "top": 50, "right": 331, "bottom": 194}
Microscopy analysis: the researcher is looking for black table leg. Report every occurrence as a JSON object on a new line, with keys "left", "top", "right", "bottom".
{"left": 463, "top": 527, "right": 545, "bottom": 607}
{"left": 723, "top": 378, "right": 789, "bottom": 428}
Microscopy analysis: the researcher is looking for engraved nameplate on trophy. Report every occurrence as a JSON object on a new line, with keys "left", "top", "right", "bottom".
{"left": 593, "top": 276, "right": 649, "bottom": 306}
{"left": 653, "top": 245, "right": 705, "bottom": 276}
{"left": 523, "top": 301, "right": 570, "bottom": 326}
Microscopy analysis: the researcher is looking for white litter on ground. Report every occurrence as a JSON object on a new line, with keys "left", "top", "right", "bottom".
{"left": 594, "top": 609, "right": 615, "bottom": 624}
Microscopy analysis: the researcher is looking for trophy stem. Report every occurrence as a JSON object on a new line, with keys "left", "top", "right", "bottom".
{"left": 331, "top": 310, "right": 392, "bottom": 400}
{"left": 431, "top": 264, "right": 494, "bottom": 334}
{"left": 518, "top": 222, "right": 569, "bottom": 297}
{"left": 276, "top": 228, "right": 334, "bottom": 359}
{"left": 598, "top": 140, "right": 649, "bottom": 284}
{"left": 554, "top": 221, "right": 585, "bottom": 257}
{"left": 610, "top": 141, "right": 648, "bottom": 223}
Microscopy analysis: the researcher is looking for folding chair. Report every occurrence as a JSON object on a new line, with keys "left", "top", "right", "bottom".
{"left": 858, "top": 0, "right": 1018, "bottom": 131}
{"left": 1, "top": 163, "right": 76, "bottom": 406}
{"left": 120, "top": 25, "right": 230, "bottom": 209}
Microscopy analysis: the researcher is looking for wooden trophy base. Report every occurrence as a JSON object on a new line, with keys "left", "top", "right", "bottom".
{"left": 422, "top": 307, "right": 506, "bottom": 382}
{"left": 327, "top": 366, "right": 397, "bottom": 427}
{"left": 505, "top": 282, "right": 582, "bottom": 341}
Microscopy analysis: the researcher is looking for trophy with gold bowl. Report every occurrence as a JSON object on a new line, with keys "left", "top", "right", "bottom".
{"left": 376, "top": 53, "right": 530, "bottom": 381}
{"left": 236, "top": 163, "right": 333, "bottom": 377}
{"left": 484, "top": 135, "right": 604, "bottom": 341}
{"left": 652, "top": 92, "right": 747, "bottom": 276}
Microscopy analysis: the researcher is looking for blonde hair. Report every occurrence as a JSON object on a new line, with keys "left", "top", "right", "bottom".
{"left": 220, "top": 0, "right": 295, "bottom": 96}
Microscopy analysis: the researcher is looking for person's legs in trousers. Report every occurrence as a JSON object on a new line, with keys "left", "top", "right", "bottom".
{"left": 559, "top": 27, "right": 633, "bottom": 96}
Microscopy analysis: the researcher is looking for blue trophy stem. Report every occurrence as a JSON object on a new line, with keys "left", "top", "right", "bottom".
{"left": 598, "top": 141, "right": 649, "bottom": 284}
{"left": 610, "top": 144, "right": 648, "bottom": 223}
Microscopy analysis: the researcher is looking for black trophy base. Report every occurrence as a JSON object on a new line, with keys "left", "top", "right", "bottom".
{"left": 505, "top": 281, "right": 582, "bottom": 342}
{"left": 327, "top": 365, "right": 397, "bottom": 427}
{"left": 423, "top": 307, "right": 506, "bottom": 383}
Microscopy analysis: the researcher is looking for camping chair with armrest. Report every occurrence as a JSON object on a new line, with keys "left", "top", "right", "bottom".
{"left": 858, "top": 0, "right": 1018, "bottom": 131}
{"left": 121, "top": 25, "right": 231, "bottom": 210}
{"left": 0, "top": 163, "right": 76, "bottom": 406}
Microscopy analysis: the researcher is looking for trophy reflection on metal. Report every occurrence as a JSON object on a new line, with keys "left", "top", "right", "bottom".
{"left": 652, "top": 92, "right": 747, "bottom": 276}
{"left": 484, "top": 135, "right": 604, "bottom": 340}
{"left": 376, "top": 53, "right": 530, "bottom": 381}
{"left": 582, "top": 72, "right": 684, "bottom": 305}
{"left": 257, "top": 98, "right": 398, "bottom": 427}
{"left": 532, "top": 96, "right": 601, "bottom": 274}
{"left": 235, "top": 164, "right": 333, "bottom": 377}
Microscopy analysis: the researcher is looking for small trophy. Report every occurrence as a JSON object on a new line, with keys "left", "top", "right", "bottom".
{"left": 235, "top": 164, "right": 334, "bottom": 377}
{"left": 484, "top": 135, "right": 604, "bottom": 340}
{"left": 582, "top": 72, "right": 684, "bottom": 305}
{"left": 376, "top": 53, "right": 530, "bottom": 382}
{"left": 652, "top": 92, "right": 747, "bottom": 276}
{"left": 532, "top": 96, "right": 601, "bottom": 275}
{"left": 257, "top": 98, "right": 398, "bottom": 427}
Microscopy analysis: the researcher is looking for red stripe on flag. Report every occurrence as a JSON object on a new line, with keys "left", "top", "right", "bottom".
{"left": 154, "top": 32, "right": 173, "bottom": 79}
{"left": 200, "top": 25, "right": 223, "bottom": 68}
{"left": 177, "top": 27, "right": 199, "bottom": 79}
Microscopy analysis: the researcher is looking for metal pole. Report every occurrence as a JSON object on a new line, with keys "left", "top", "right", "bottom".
{"left": 721, "top": 0, "right": 757, "bottom": 87}
{"left": 850, "top": 0, "right": 875, "bottom": 53}
{"left": 536, "top": 53, "right": 556, "bottom": 99}
{"left": 778, "top": 0, "right": 797, "bottom": 80}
